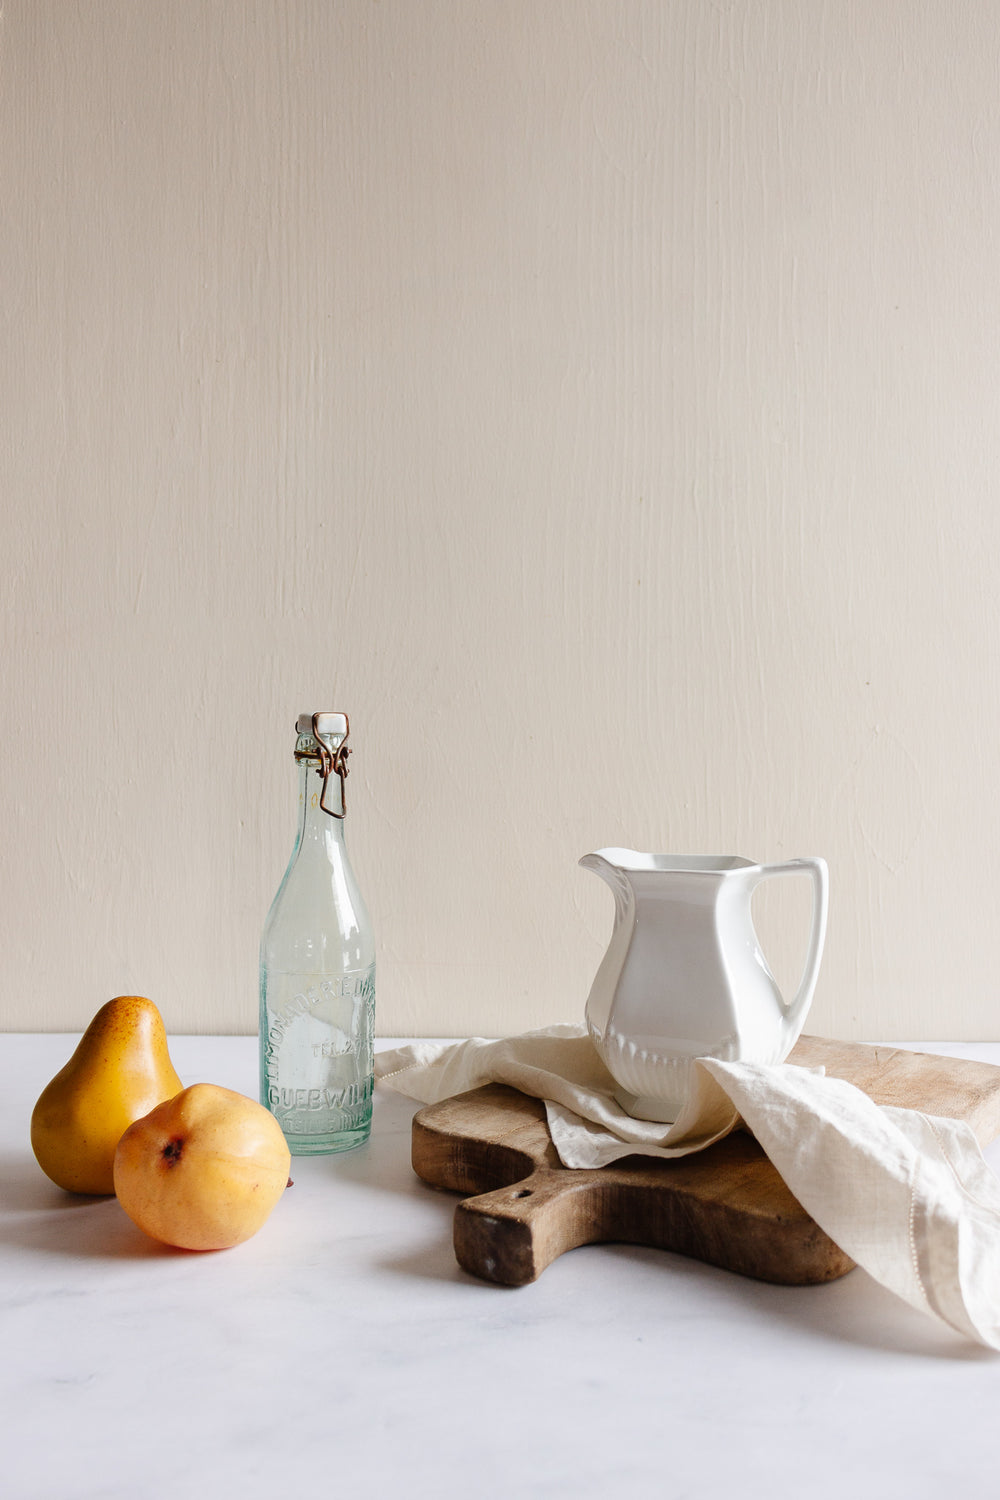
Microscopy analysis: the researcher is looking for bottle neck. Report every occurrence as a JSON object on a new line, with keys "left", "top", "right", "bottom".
{"left": 296, "top": 762, "right": 348, "bottom": 850}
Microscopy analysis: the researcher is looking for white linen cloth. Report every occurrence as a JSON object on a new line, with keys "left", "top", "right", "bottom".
{"left": 376, "top": 1024, "right": 1000, "bottom": 1351}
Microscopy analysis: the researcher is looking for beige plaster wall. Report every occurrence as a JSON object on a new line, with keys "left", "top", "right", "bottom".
{"left": 3, "top": 1, "right": 999, "bottom": 1038}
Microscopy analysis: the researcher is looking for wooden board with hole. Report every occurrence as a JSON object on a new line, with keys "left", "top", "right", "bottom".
{"left": 410, "top": 1036, "right": 1000, "bottom": 1287}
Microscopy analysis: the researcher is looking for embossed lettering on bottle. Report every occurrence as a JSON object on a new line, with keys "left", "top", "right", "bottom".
{"left": 263, "top": 969, "right": 375, "bottom": 1135}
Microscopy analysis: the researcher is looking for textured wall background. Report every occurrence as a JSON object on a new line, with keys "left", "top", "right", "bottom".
{"left": 3, "top": 1, "right": 999, "bottom": 1038}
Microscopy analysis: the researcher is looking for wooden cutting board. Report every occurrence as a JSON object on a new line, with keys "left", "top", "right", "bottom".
{"left": 410, "top": 1036, "right": 1000, "bottom": 1288}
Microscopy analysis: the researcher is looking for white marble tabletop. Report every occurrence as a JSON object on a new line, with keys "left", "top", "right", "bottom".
{"left": 4, "top": 1034, "right": 1000, "bottom": 1500}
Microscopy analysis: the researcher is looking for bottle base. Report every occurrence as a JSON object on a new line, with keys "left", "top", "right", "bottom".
{"left": 286, "top": 1123, "right": 371, "bottom": 1156}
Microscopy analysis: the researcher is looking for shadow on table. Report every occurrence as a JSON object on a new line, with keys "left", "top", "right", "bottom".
{"left": 0, "top": 1148, "right": 184, "bottom": 1261}
{"left": 595, "top": 1242, "right": 996, "bottom": 1364}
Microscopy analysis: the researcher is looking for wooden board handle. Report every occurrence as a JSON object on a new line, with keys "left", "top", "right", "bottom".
{"left": 454, "top": 1167, "right": 604, "bottom": 1286}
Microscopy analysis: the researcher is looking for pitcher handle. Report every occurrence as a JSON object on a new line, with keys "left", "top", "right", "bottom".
{"left": 756, "top": 857, "right": 829, "bottom": 1045}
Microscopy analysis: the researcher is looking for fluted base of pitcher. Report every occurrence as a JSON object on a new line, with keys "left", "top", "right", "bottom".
{"left": 591, "top": 1023, "right": 747, "bottom": 1124}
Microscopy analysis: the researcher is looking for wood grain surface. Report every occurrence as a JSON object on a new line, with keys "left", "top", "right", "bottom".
{"left": 411, "top": 1036, "right": 1000, "bottom": 1287}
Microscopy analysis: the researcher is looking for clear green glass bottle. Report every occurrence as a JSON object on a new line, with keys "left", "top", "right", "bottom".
{"left": 259, "top": 712, "right": 376, "bottom": 1154}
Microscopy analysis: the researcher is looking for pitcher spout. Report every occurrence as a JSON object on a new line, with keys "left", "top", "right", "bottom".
{"left": 579, "top": 848, "right": 641, "bottom": 878}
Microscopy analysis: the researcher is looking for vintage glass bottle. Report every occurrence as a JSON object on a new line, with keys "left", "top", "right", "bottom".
{"left": 259, "top": 712, "right": 376, "bottom": 1154}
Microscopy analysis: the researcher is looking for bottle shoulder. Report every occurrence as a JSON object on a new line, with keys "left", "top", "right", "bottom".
{"left": 262, "top": 850, "right": 374, "bottom": 967}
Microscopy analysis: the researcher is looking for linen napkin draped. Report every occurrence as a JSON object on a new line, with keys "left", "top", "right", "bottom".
{"left": 376, "top": 1024, "right": 1000, "bottom": 1352}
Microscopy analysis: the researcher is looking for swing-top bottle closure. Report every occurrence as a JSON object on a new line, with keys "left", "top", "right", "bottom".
{"left": 294, "top": 711, "right": 351, "bottom": 819}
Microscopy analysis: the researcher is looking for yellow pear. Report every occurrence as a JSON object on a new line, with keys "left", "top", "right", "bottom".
{"left": 30, "top": 995, "right": 184, "bottom": 1195}
{"left": 114, "top": 1084, "right": 291, "bottom": 1250}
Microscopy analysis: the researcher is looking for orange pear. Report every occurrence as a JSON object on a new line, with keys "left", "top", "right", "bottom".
{"left": 30, "top": 995, "right": 183, "bottom": 1194}
{"left": 114, "top": 1084, "right": 291, "bottom": 1250}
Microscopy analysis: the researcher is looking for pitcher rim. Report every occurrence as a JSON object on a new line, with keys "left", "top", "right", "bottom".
{"left": 581, "top": 848, "right": 758, "bottom": 875}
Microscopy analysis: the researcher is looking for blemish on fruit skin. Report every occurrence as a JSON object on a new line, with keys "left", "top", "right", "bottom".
{"left": 161, "top": 1138, "right": 184, "bottom": 1167}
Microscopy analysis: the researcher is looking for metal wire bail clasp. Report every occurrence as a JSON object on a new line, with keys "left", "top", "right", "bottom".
{"left": 313, "top": 711, "right": 351, "bottom": 818}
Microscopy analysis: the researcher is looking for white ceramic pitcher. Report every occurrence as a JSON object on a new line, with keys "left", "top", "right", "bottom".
{"left": 581, "top": 849, "right": 829, "bottom": 1122}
